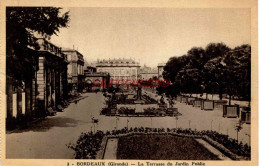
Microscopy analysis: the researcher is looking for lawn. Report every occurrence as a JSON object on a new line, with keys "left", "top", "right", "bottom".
{"left": 117, "top": 135, "right": 220, "bottom": 160}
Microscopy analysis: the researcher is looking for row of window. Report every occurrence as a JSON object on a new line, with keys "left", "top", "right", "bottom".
{"left": 98, "top": 68, "right": 137, "bottom": 76}
{"left": 67, "top": 64, "right": 84, "bottom": 76}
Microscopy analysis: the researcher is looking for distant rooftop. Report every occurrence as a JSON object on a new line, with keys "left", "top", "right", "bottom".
{"left": 158, "top": 63, "right": 166, "bottom": 67}
{"left": 61, "top": 48, "right": 85, "bottom": 58}
{"left": 96, "top": 58, "right": 140, "bottom": 67}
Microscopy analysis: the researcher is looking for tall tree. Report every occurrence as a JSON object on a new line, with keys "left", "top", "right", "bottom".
{"left": 203, "top": 43, "right": 231, "bottom": 99}
{"left": 179, "top": 47, "right": 205, "bottom": 95}
{"left": 222, "top": 44, "right": 251, "bottom": 104}
{"left": 6, "top": 7, "right": 70, "bottom": 82}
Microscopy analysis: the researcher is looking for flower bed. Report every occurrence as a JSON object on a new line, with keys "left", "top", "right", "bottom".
{"left": 69, "top": 127, "right": 250, "bottom": 160}
{"left": 67, "top": 131, "right": 104, "bottom": 159}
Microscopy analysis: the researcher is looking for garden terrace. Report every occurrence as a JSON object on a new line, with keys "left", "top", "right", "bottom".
{"left": 113, "top": 93, "right": 158, "bottom": 104}
{"left": 102, "top": 92, "right": 178, "bottom": 116}
{"left": 69, "top": 127, "right": 251, "bottom": 160}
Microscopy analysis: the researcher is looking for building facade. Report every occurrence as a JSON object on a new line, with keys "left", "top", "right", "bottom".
{"left": 62, "top": 48, "right": 85, "bottom": 94}
{"left": 158, "top": 63, "right": 166, "bottom": 80}
{"left": 96, "top": 58, "right": 140, "bottom": 83}
{"left": 6, "top": 37, "right": 68, "bottom": 129}
{"left": 140, "top": 65, "right": 158, "bottom": 80}
{"left": 84, "top": 70, "right": 110, "bottom": 91}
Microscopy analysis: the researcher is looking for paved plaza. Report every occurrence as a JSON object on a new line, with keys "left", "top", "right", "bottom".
{"left": 6, "top": 92, "right": 250, "bottom": 159}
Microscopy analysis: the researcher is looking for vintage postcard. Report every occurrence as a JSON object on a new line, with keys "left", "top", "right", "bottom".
{"left": 0, "top": 0, "right": 258, "bottom": 166}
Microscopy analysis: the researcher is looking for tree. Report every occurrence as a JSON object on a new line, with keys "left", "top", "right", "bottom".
{"left": 222, "top": 44, "right": 251, "bottom": 104}
{"left": 205, "top": 43, "right": 231, "bottom": 60}
{"left": 163, "top": 55, "right": 190, "bottom": 94}
{"left": 161, "top": 43, "right": 250, "bottom": 103}
{"left": 163, "top": 55, "right": 189, "bottom": 82}
{"left": 203, "top": 43, "right": 231, "bottom": 100}
{"left": 176, "top": 47, "right": 206, "bottom": 95}
{"left": 6, "top": 7, "right": 70, "bottom": 82}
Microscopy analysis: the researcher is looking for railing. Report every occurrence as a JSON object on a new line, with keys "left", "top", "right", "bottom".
{"left": 96, "top": 62, "right": 140, "bottom": 67}
{"left": 37, "top": 38, "right": 62, "bottom": 58}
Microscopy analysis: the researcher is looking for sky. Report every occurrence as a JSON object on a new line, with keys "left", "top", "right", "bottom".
{"left": 50, "top": 8, "right": 250, "bottom": 67}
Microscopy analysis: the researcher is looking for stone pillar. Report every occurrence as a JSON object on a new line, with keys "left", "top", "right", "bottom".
{"left": 25, "top": 79, "right": 32, "bottom": 119}
{"left": 12, "top": 93, "right": 17, "bottom": 118}
{"left": 36, "top": 56, "right": 46, "bottom": 117}
{"left": 22, "top": 92, "right": 26, "bottom": 115}
{"left": 47, "top": 68, "right": 51, "bottom": 107}
{"left": 135, "top": 68, "right": 137, "bottom": 81}
{"left": 51, "top": 69, "right": 56, "bottom": 107}
{"left": 17, "top": 87, "right": 22, "bottom": 117}
{"left": 60, "top": 67, "right": 63, "bottom": 99}
{"left": 32, "top": 77, "right": 36, "bottom": 116}
{"left": 6, "top": 78, "right": 13, "bottom": 118}
{"left": 56, "top": 66, "right": 60, "bottom": 104}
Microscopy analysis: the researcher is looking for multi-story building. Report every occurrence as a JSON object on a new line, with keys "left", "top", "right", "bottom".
{"left": 6, "top": 37, "right": 68, "bottom": 129}
{"left": 62, "top": 48, "right": 85, "bottom": 93}
{"left": 96, "top": 58, "right": 140, "bottom": 83}
{"left": 158, "top": 63, "right": 166, "bottom": 80}
{"left": 140, "top": 65, "right": 158, "bottom": 80}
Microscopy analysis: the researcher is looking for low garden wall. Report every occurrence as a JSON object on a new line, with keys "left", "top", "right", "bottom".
{"left": 223, "top": 105, "right": 240, "bottom": 118}
{"left": 201, "top": 100, "right": 214, "bottom": 110}
{"left": 214, "top": 100, "right": 228, "bottom": 109}
{"left": 240, "top": 107, "right": 251, "bottom": 124}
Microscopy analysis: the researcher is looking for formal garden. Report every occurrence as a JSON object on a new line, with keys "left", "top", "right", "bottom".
{"left": 100, "top": 91, "right": 180, "bottom": 117}
{"left": 67, "top": 127, "right": 251, "bottom": 160}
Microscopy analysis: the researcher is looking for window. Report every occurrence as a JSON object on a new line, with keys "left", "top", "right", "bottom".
{"left": 68, "top": 65, "right": 72, "bottom": 75}
{"left": 73, "top": 65, "right": 77, "bottom": 75}
{"left": 67, "top": 54, "right": 71, "bottom": 61}
{"left": 132, "top": 69, "right": 136, "bottom": 75}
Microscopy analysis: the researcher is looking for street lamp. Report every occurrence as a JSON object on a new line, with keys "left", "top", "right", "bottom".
{"left": 235, "top": 121, "right": 243, "bottom": 142}
{"left": 211, "top": 120, "right": 213, "bottom": 131}
{"left": 91, "top": 117, "right": 99, "bottom": 133}
{"left": 127, "top": 118, "right": 129, "bottom": 130}
{"left": 175, "top": 116, "right": 179, "bottom": 128}
{"left": 115, "top": 116, "right": 119, "bottom": 130}
{"left": 245, "top": 133, "right": 251, "bottom": 147}
{"left": 227, "top": 128, "right": 229, "bottom": 136}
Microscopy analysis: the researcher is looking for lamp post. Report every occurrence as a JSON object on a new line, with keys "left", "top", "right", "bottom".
{"left": 127, "top": 118, "right": 129, "bottom": 130}
{"left": 151, "top": 117, "right": 153, "bottom": 128}
{"left": 211, "top": 120, "right": 213, "bottom": 131}
{"left": 227, "top": 128, "right": 229, "bottom": 136}
{"left": 245, "top": 133, "right": 251, "bottom": 147}
{"left": 116, "top": 116, "right": 119, "bottom": 130}
{"left": 91, "top": 116, "right": 99, "bottom": 133}
{"left": 189, "top": 120, "right": 191, "bottom": 129}
{"left": 175, "top": 116, "right": 179, "bottom": 128}
{"left": 235, "top": 121, "right": 243, "bottom": 142}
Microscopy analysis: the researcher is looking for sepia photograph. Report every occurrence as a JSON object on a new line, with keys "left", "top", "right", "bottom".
{"left": 0, "top": 1, "right": 258, "bottom": 165}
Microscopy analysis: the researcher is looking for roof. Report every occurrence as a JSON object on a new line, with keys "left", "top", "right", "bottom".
{"left": 96, "top": 58, "right": 140, "bottom": 67}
